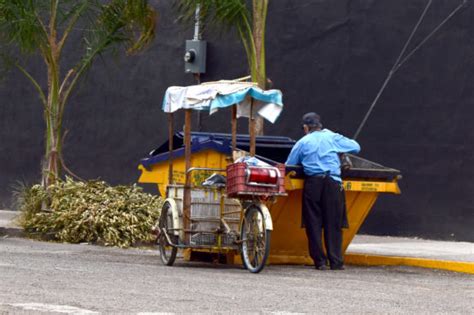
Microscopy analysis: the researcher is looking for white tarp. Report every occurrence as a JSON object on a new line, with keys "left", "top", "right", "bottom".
{"left": 162, "top": 81, "right": 283, "bottom": 123}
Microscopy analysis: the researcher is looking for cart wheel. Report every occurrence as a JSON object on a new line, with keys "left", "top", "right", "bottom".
{"left": 240, "top": 205, "right": 271, "bottom": 273}
{"left": 158, "top": 201, "right": 178, "bottom": 266}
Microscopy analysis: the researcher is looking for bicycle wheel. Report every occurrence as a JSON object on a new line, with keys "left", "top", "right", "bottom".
{"left": 158, "top": 201, "right": 178, "bottom": 266}
{"left": 240, "top": 205, "right": 271, "bottom": 273}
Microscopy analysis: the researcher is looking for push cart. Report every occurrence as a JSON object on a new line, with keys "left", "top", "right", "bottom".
{"left": 155, "top": 80, "right": 285, "bottom": 273}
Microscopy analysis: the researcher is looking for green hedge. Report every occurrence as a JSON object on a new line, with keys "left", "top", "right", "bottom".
{"left": 17, "top": 178, "right": 162, "bottom": 247}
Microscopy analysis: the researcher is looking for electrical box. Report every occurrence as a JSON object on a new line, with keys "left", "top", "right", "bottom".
{"left": 184, "top": 40, "right": 207, "bottom": 74}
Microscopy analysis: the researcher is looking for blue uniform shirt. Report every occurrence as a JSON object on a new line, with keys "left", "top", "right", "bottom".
{"left": 285, "top": 129, "right": 361, "bottom": 182}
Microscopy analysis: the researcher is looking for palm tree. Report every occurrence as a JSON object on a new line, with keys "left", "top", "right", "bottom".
{"left": 176, "top": 0, "right": 269, "bottom": 135}
{"left": 0, "top": 0, "right": 156, "bottom": 186}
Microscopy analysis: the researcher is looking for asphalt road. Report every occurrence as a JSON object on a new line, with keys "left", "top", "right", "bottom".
{"left": 0, "top": 237, "right": 473, "bottom": 314}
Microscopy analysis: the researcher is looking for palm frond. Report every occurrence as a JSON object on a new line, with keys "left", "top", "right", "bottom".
{"left": 0, "top": 0, "right": 49, "bottom": 53}
{"left": 82, "top": 0, "right": 156, "bottom": 59}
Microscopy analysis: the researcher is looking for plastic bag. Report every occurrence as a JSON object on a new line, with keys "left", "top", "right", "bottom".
{"left": 202, "top": 173, "right": 227, "bottom": 187}
{"left": 234, "top": 156, "right": 271, "bottom": 167}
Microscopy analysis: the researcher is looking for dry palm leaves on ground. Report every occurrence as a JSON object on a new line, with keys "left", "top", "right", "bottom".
{"left": 16, "top": 178, "right": 162, "bottom": 247}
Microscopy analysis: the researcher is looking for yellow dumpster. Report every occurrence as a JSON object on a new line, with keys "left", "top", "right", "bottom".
{"left": 138, "top": 132, "right": 401, "bottom": 264}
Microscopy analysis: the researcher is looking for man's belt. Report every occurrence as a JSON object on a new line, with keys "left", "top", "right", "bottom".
{"left": 307, "top": 173, "right": 341, "bottom": 180}
{"left": 308, "top": 174, "right": 327, "bottom": 178}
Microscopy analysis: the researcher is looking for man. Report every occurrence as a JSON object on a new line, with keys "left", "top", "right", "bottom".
{"left": 286, "top": 112, "right": 360, "bottom": 270}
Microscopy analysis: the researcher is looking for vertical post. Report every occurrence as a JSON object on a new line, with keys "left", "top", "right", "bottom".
{"left": 231, "top": 105, "right": 237, "bottom": 153}
{"left": 249, "top": 99, "right": 256, "bottom": 156}
{"left": 168, "top": 113, "right": 174, "bottom": 186}
{"left": 193, "top": 73, "right": 202, "bottom": 131}
{"left": 183, "top": 109, "right": 192, "bottom": 242}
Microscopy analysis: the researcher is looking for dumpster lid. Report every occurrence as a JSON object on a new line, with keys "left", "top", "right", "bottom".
{"left": 149, "top": 132, "right": 296, "bottom": 154}
{"left": 141, "top": 132, "right": 401, "bottom": 181}
{"left": 286, "top": 154, "right": 401, "bottom": 181}
{"left": 141, "top": 132, "right": 294, "bottom": 169}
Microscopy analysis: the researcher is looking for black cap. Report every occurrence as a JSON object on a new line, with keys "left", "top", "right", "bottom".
{"left": 302, "top": 112, "right": 322, "bottom": 128}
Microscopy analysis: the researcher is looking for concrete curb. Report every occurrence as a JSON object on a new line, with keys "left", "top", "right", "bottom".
{"left": 0, "top": 210, "right": 24, "bottom": 238}
{"left": 0, "top": 210, "right": 26, "bottom": 237}
{"left": 0, "top": 226, "right": 25, "bottom": 238}
{"left": 345, "top": 253, "right": 474, "bottom": 275}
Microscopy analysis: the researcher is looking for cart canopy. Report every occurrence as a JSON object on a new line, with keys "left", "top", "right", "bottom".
{"left": 162, "top": 81, "right": 283, "bottom": 123}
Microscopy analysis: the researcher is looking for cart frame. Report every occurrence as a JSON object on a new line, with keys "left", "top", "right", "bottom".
{"left": 156, "top": 80, "right": 284, "bottom": 273}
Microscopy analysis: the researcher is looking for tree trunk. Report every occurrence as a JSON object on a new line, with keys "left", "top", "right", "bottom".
{"left": 252, "top": 0, "right": 269, "bottom": 136}
{"left": 42, "top": 74, "right": 62, "bottom": 187}
{"left": 43, "top": 122, "right": 61, "bottom": 187}
{"left": 42, "top": 37, "right": 62, "bottom": 187}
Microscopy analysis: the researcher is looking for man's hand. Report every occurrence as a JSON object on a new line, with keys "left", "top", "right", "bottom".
{"left": 339, "top": 154, "right": 352, "bottom": 171}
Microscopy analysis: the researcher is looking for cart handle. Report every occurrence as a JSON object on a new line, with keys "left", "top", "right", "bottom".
{"left": 186, "top": 167, "right": 226, "bottom": 175}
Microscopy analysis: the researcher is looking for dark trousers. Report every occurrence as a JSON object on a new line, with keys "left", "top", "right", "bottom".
{"left": 302, "top": 175, "right": 345, "bottom": 268}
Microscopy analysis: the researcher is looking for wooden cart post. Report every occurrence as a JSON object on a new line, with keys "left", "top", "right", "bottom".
{"left": 249, "top": 98, "right": 256, "bottom": 156}
{"left": 231, "top": 105, "right": 237, "bottom": 152}
{"left": 168, "top": 113, "right": 174, "bottom": 185}
{"left": 183, "top": 109, "right": 192, "bottom": 242}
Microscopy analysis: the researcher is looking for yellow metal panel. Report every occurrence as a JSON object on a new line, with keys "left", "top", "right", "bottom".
{"left": 286, "top": 177, "right": 400, "bottom": 194}
{"left": 344, "top": 180, "right": 401, "bottom": 194}
{"left": 285, "top": 177, "right": 304, "bottom": 190}
{"left": 342, "top": 191, "right": 379, "bottom": 252}
{"left": 138, "top": 149, "right": 231, "bottom": 196}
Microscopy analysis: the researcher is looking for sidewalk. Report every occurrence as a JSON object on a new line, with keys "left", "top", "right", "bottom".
{"left": 1, "top": 210, "right": 473, "bottom": 274}
{"left": 346, "top": 235, "right": 474, "bottom": 274}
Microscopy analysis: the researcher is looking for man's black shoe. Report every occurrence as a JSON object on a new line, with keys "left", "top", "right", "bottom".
{"left": 330, "top": 265, "right": 345, "bottom": 270}
{"left": 315, "top": 265, "right": 329, "bottom": 270}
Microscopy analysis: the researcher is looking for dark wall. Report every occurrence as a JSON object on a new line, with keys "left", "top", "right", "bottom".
{"left": 1, "top": 0, "right": 473, "bottom": 241}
